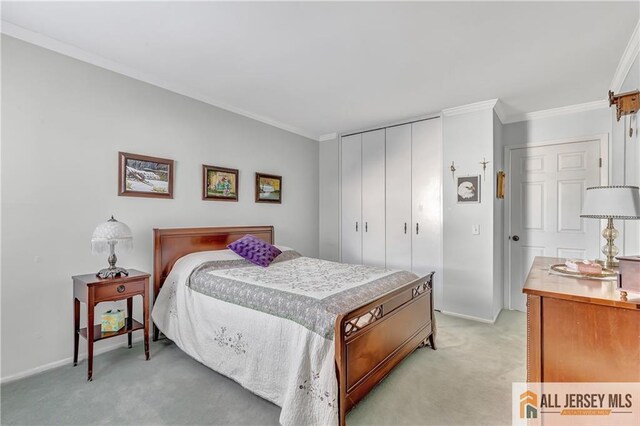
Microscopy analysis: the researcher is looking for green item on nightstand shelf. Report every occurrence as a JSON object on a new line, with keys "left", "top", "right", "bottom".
{"left": 101, "top": 309, "right": 125, "bottom": 332}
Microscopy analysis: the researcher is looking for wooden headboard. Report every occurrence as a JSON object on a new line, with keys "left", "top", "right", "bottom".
{"left": 152, "top": 226, "right": 274, "bottom": 302}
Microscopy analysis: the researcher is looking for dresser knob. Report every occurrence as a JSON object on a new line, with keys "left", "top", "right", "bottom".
{"left": 117, "top": 285, "right": 125, "bottom": 293}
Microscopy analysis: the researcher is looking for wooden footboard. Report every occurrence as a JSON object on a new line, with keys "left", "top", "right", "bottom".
{"left": 152, "top": 226, "right": 435, "bottom": 425}
{"left": 334, "top": 272, "right": 435, "bottom": 425}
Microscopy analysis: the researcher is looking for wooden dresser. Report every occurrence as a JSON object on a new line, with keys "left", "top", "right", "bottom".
{"left": 523, "top": 257, "right": 640, "bottom": 382}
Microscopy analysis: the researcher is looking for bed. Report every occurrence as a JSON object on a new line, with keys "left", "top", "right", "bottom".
{"left": 151, "top": 225, "right": 435, "bottom": 425}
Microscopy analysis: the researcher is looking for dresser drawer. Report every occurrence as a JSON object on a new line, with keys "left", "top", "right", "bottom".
{"left": 94, "top": 279, "right": 146, "bottom": 302}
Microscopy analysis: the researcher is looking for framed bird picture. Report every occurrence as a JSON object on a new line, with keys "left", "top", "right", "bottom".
{"left": 457, "top": 175, "right": 481, "bottom": 203}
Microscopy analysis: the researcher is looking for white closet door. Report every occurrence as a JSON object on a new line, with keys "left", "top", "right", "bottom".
{"left": 362, "top": 129, "right": 386, "bottom": 267}
{"left": 341, "top": 133, "right": 362, "bottom": 264}
{"left": 385, "top": 124, "right": 412, "bottom": 271}
{"left": 412, "top": 118, "right": 443, "bottom": 309}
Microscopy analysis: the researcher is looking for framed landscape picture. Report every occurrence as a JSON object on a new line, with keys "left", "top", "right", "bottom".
{"left": 255, "top": 173, "right": 282, "bottom": 204}
{"left": 203, "top": 165, "right": 239, "bottom": 201}
{"left": 457, "top": 175, "right": 481, "bottom": 203}
{"left": 118, "top": 152, "right": 174, "bottom": 198}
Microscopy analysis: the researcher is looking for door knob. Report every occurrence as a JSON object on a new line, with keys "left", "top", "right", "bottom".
{"left": 512, "top": 235, "right": 520, "bottom": 242}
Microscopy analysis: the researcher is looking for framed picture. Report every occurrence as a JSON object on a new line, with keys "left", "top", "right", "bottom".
{"left": 203, "top": 165, "right": 239, "bottom": 201}
{"left": 255, "top": 173, "right": 282, "bottom": 204}
{"left": 118, "top": 152, "right": 174, "bottom": 198}
{"left": 457, "top": 175, "right": 481, "bottom": 203}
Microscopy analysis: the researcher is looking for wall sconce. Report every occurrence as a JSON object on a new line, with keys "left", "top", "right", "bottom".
{"left": 609, "top": 90, "right": 639, "bottom": 137}
{"left": 609, "top": 90, "right": 639, "bottom": 121}
{"left": 496, "top": 171, "right": 505, "bottom": 199}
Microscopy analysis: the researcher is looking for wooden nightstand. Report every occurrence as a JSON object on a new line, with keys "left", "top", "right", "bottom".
{"left": 72, "top": 270, "right": 150, "bottom": 381}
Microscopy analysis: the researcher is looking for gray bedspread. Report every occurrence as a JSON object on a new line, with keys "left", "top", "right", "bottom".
{"left": 187, "top": 250, "right": 421, "bottom": 339}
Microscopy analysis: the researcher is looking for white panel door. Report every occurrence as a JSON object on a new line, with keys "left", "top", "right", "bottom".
{"left": 385, "top": 124, "right": 412, "bottom": 271}
{"left": 411, "top": 118, "right": 443, "bottom": 309}
{"left": 362, "top": 129, "right": 386, "bottom": 267}
{"left": 341, "top": 133, "right": 362, "bottom": 264}
{"left": 509, "top": 140, "right": 602, "bottom": 311}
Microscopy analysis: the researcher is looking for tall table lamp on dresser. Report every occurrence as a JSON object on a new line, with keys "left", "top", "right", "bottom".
{"left": 580, "top": 185, "right": 640, "bottom": 268}
{"left": 91, "top": 215, "right": 133, "bottom": 278}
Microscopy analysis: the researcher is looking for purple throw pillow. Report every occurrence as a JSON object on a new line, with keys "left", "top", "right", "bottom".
{"left": 227, "top": 235, "right": 282, "bottom": 267}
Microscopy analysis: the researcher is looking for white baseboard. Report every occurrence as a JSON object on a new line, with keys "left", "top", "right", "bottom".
{"left": 492, "top": 305, "right": 503, "bottom": 322}
{"left": 0, "top": 335, "right": 144, "bottom": 384}
{"left": 440, "top": 309, "right": 502, "bottom": 324}
{"left": 3, "top": 308, "right": 506, "bottom": 383}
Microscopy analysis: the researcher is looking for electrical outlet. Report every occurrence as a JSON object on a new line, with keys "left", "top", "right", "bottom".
{"left": 472, "top": 225, "right": 480, "bottom": 235}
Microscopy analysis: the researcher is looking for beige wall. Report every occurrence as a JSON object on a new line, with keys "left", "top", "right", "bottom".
{"left": 318, "top": 137, "right": 340, "bottom": 261}
{"left": 617, "top": 51, "right": 639, "bottom": 255}
{"left": 441, "top": 107, "right": 498, "bottom": 321}
{"left": 1, "top": 36, "right": 319, "bottom": 381}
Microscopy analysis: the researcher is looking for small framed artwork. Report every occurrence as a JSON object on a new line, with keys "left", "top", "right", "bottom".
{"left": 203, "top": 165, "right": 239, "bottom": 201}
{"left": 496, "top": 171, "right": 505, "bottom": 199}
{"left": 457, "top": 175, "right": 481, "bottom": 203}
{"left": 255, "top": 173, "right": 282, "bottom": 204}
{"left": 118, "top": 152, "right": 174, "bottom": 198}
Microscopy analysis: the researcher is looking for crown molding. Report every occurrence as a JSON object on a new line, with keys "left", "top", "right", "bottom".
{"left": 610, "top": 19, "right": 640, "bottom": 93}
{"left": 442, "top": 99, "right": 498, "bottom": 117}
{"left": 442, "top": 98, "right": 507, "bottom": 122}
{"left": 493, "top": 100, "right": 508, "bottom": 124}
{"left": 1, "top": 21, "right": 320, "bottom": 141}
{"left": 504, "top": 99, "right": 609, "bottom": 124}
{"left": 340, "top": 111, "right": 442, "bottom": 138}
{"left": 318, "top": 133, "right": 337, "bottom": 142}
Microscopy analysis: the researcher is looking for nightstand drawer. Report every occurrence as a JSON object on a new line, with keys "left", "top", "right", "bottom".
{"left": 94, "top": 279, "right": 146, "bottom": 302}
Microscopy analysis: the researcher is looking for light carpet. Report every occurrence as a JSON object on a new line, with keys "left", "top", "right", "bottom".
{"left": 1, "top": 310, "right": 525, "bottom": 425}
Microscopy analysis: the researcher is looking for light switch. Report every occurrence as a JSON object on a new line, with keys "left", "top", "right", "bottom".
{"left": 472, "top": 225, "right": 480, "bottom": 235}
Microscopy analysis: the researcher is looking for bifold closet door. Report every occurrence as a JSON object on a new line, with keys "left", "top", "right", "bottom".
{"left": 412, "top": 118, "right": 443, "bottom": 309}
{"left": 341, "top": 133, "right": 362, "bottom": 264}
{"left": 385, "top": 124, "right": 412, "bottom": 271}
{"left": 362, "top": 129, "right": 386, "bottom": 267}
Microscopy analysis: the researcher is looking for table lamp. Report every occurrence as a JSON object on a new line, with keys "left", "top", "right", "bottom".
{"left": 91, "top": 216, "right": 133, "bottom": 278}
{"left": 580, "top": 186, "right": 640, "bottom": 268}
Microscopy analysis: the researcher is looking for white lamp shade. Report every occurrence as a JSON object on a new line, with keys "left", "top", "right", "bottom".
{"left": 91, "top": 216, "right": 133, "bottom": 254}
{"left": 580, "top": 186, "right": 640, "bottom": 219}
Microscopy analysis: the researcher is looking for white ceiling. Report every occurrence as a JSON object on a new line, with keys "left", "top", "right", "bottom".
{"left": 2, "top": 1, "right": 638, "bottom": 140}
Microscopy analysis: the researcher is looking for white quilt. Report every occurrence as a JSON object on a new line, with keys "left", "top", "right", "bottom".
{"left": 152, "top": 250, "right": 339, "bottom": 426}
{"left": 152, "top": 249, "right": 419, "bottom": 426}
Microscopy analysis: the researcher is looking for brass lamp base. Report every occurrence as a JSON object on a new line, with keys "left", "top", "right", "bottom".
{"left": 97, "top": 266, "right": 129, "bottom": 279}
{"left": 595, "top": 258, "right": 619, "bottom": 269}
